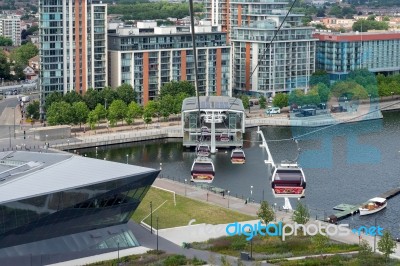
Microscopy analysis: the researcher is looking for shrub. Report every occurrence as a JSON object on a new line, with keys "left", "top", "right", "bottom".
{"left": 163, "top": 254, "right": 187, "bottom": 266}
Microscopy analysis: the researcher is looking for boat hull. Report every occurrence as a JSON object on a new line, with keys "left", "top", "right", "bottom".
{"left": 359, "top": 202, "right": 387, "bottom": 216}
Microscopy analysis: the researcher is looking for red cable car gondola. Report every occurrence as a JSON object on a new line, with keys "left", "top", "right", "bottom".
{"left": 231, "top": 148, "right": 245, "bottom": 164}
{"left": 191, "top": 156, "right": 215, "bottom": 183}
{"left": 271, "top": 162, "right": 306, "bottom": 198}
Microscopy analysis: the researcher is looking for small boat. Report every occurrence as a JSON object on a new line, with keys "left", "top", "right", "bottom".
{"left": 190, "top": 156, "right": 215, "bottom": 183}
{"left": 359, "top": 197, "right": 387, "bottom": 216}
{"left": 231, "top": 148, "right": 245, "bottom": 164}
{"left": 196, "top": 144, "right": 210, "bottom": 157}
{"left": 271, "top": 162, "right": 306, "bottom": 198}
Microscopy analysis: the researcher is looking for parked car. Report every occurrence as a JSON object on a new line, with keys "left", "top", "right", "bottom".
{"left": 266, "top": 107, "right": 281, "bottom": 114}
{"left": 331, "top": 105, "right": 347, "bottom": 113}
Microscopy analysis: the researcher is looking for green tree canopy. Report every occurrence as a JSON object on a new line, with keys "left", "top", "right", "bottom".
{"left": 10, "top": 42, "right": 38, "bottom": 65}
{"left": 174, "top": 92, "right": 189, "bottom": 114}
{"left": 99, "top": 87, "right": 118, "bottom": 109}
{"left": 116, "top": 83, "right": 137, "bottom": 105}
{"left": 240, "top": 95, "right": 250, "bottom": 110}
{"left": 352, "top": 19, "right": 388, "bottom": 32}
{"left": 87, "top": 110, "right": 98, "bottom": 130}
{"left": 72, "top": 101, "right": 89, "bottom": 128}
{"left": 83, "top": 88, "right": 102, "bottom": 110}
{"left": 257, "top": 201, "right": 275, "bottom": 224}
{"left": 126, "top": 101, "right": 142, "bottom": 125}
{"left": 378, "top": 231, "right": 396, "bottom": 261}
{"left": 259, "top": 95, "right": 267, "bottom": 109}
{"left": 46, "top": 101, "right": 74, "bottom": 126}
{"left": 26, "top": 100, "right": 40, "bottom": 120}
{"left": 159, "top": 94, "right": 175, "bottom": 120}
{"left": 44, "top": 92, "right": 64, "bottom": 111}
{"left": 289, "top": 89, "right": 306, "bottom": 106}
{"left": 292, "top": 201, "right": 310, "bottom": 227}
{"left": 159, "top": 81, "right": 196, "bottom": 99}
{"left": 315, "top": 83, "right": 331, "bottom": 103}
{"left": 107, "top": 99, "right": 128, "bottom": 127}
{"left": 94, "top": 103, "right": 107, "bottom": 121}
{"left": 0, "top": 36, "right": 13, "bottom": 46}
{"left": 310, "top": 70, "right": 330, "bottom": 87}
{"left": 0, "top": 50, "right": 11, "bottom": 80}
{"left": 64, "top": 91, "right": 83, "bottom": 105}
{"left": 272, "top": 93, "right": 289, "bottom": 108}
{"left": 358, "top": 239, "right": 373, "bottom": 264}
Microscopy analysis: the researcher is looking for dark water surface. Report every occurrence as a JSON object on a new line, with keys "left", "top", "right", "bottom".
{"left": 80, "top": 111, "right": 400, "bottom": 237}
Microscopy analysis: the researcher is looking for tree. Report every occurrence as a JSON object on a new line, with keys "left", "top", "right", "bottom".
{"left": 292, "top": 201, "right": 310, "bottom": 226}
{"left": 26, "top": 100, "right": 40, "bottom": 120}
{"left": 144, "top": 100, "right": 160, "bottom": 120}
{"left": 159, "top": 94, "right": 175, "bottom": 120}
{"left": 46, "top": 101, "right": 73, "bottom": 126}
{"left": 304, "top": 87, "right": 321, "bottom": 105}
{"left": 159, "top": 80, "right": 195, "bottom": 99}
{"left": 10, "top": 42, "right": 39, "bottom": 65}
{"left": 44, "top": 92, "right": 64, "bottom": 111}
{"left": 240, "top": 95, "right": 250, "bottom": 110}
{"left": 93, "top": 103, "right": 107, "bottom": 122}
{"left": 84, "top": 88, "right": 102, "bottom": 110}
{"left": 0, "top": 50, "right": 11, "bottom": 80}
{"left": 126, "top": 101, "right": 142, "bottom": 125}
{"left": 99, "top": 86, "right": 118, "bottom": 109}
{"left": 0, "top": 36, "right": 13, "bottom": 46}
{"left": 289, "top": 89, "right": 306, "bottom": 107}
{"left": 257, "top": 201, "right": 275, "bottom": 224}
{"left": 316, "top": 83, "right": 331, "bottom": 103}
{"left": 310, "top": 70, "right": 330, "bottom": 87}
{"left": 378, "top": 230, "right": 396, "bottom": 261}
{"left": 312, "top": 233, "right": 329, "bottom": 255}
{"left": 116, "top": 83, "right": 137, "bottom": 105}
{"left": 272, "top": 93, "right": 289, "bottom": 108}
{"left": 358, "top": 239, "right": 373, "bottom": 264}
{"left": 107, "top": 99, "right": 128, "bottom": 126}
{"left": 87, "top": 110, "right": 98, "bottom": 130}
{"left": 64, "top": 91, "right": 83, "bottom": 105}
{"left": 72, "top": 101, "right": 89, "bottom": 128}
{"left": 259, "top": 95, "right": 267, "bottom": 109}
{"left": 174, "top": 92, "right": 189, "bottom": 114}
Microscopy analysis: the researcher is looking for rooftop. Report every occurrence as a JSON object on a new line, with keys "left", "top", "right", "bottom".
{"left": 181, "top": 96, "right": 244, "bottom": 112}
{"left": 0, "top": 151, "right": 158, "bottom": 204}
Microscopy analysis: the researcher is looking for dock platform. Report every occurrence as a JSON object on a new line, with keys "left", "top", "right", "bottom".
{"left": 326, "top": 187, "right": 400, "bottom": 223}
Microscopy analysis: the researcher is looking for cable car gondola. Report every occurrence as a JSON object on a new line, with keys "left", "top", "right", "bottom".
{"left": 271, "top": 162, "right": 306, "bottom": 198}
{"left": 231, "top": 148, "right": 245, "bottom": 164}
{"left": 191, "top": 156, "right": 215, "bottom": 183}
{"left": 196, "top": 144, "right": 211, "bottom": 157}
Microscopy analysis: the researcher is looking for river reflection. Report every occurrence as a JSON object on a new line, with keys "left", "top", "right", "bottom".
{"left": 80, "top": 111, "right": 400, "bottom": 237}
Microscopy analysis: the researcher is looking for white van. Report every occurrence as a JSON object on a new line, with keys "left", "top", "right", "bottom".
{"left": 266, "top": 107, "right": 281, "bottom": 114}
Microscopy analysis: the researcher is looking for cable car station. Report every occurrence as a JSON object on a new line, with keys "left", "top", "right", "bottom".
{"left": 181, "top": 96, "right": 245, "bottom": 153}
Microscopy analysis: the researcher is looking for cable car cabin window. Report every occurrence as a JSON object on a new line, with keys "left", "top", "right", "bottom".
{"left": 232, "top": 152, "right": 245, "bottom": 158}
{"left": 274, "top": 170, "right": 303, "bottom": 187}
{"left": 192, "top": 164, "right": 214, "bottom": 174}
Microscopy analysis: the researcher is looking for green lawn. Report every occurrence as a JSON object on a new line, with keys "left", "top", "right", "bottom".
{"left": 131, "top": 187, "right": 256, "bottom": 229}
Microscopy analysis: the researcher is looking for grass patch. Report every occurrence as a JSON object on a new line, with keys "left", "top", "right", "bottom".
{"left": 191, "top": 234, "right": 360, "bottom": 260}
{"left": 131, "top": 187, "right": 256, "bottom": 229}
{"left": 86, "top": 250, "right": 206, "bottom": 266}
{"left": 274, "top": 253, "right": 400, "bottom": 266}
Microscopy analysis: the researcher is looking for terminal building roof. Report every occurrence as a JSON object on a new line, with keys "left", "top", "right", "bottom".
{"left": 0, "top": 151, "right": 157, "bottom": 204}
{"left": 181, "top": 96, "right": 244, "bottom": 112}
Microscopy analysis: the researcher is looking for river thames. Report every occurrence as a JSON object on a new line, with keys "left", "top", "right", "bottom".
{"left": 81, "top": 111, "right": 400, "bottom": 238}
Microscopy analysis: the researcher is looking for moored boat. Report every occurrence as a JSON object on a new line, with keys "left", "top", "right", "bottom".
{"left": 359, "top": 197, "right": 387, "bottom": 216}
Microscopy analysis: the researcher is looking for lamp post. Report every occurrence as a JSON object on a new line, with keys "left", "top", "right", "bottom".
{"left": 150, "top": 201, "right": 153, "bottom": 234}
{"left": 67, "top": 139, "right": 70, "bottom": 152}
{"left": 157, "top": 216, "right": 159, "bottom": 251}
{"left": 12, "top": 107, "right": 15, "bottom": 139}
{"left": 391, "top": 91, "right": 394, "bottom": 99}
{"left": 126, "top": 154, "right": 128, "bottom": 164}
{"left": 184, "top": 179, "right": 187, "bottom": 196}
{"left": 227, "top": 190, "right": 230, "bottom": 208}
{"left": 117, "top": 241, "right": 120, "bottom": 264}
{"left": 250, "top": 185, "right": 253, "bottom": 202}
{"left": 374, "top": 217, "right": 379, "bottom": 253}
{"left": 95, "top": 147, "right": 98, "bottom": 158}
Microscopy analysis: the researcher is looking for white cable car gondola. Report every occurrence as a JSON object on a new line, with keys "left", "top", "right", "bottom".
{"left": 191, "top": 156, "right": 215, "bottom": 183}
{"left": 196, "top": 144, "right": 211, "bottom": 157}
{"left": 231, "top": 148, "right": 245, "bottom": 164}
{"left": 271, "top": 162, "right": 306, "bottom": 198}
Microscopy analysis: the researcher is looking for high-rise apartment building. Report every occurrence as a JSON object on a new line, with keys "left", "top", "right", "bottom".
{"left": 0, "top": 15, "right": 21, "bottom": 46}
{"left": 229, "top": 0, "right": 316, "bottom": 96}
{"left": 314, "top": 31, "right": 400, "bottom": 80}
{"left": 39, "top": 0, "right": 107, "bottom": 100}
{"left": 108, "top": 21, "right": 231, "bottom": 104}
{"left": 204, "top": 0, "right": 230, "bottom": 33}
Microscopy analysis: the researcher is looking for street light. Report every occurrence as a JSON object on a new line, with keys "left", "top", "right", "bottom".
{"left": 227, "top": 190, "right": 230, "bottom": 208}
{"left": 157, "top": 216, "right": 159, "bottom": 251}
{"left": 126, "top": 154, "right": 128, "bottom": 164}
{"left": 391, "top": 91, "right": 394, "bottom": 99}
{"left": 184, "top": 179, "right": 187, "bottom": 196}
{"left": 250, "top": 185, "right": 253, "bottom": 202}
{"left": 67, "top": 139, "right": 70, "bottom": 152}
{"left": 12, "top": 107, "right": 15, "bottom": 139}
{"left": 374, "top": 217, "right": 379, "bottom": 253}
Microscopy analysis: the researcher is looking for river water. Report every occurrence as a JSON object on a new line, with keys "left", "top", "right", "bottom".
{"left": 80, "top": 111, "right": 400, "bottom": 238}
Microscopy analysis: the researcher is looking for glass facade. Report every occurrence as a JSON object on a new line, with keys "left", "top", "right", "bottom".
{"left": 0, "top": 172, "right": 158, "bottom": 249}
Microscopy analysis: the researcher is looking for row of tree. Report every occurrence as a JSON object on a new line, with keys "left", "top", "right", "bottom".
{"left": 269, "top": 69, "right": 397, "bottom": 109}
{"left": 257, "top": 200, "right": 397, "bottom": 261}
{"left": 108, "top": 2, "right": 203, "bottom": 21}
{"left": 34, "top": 81, "right": 197, "bottom": 128}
